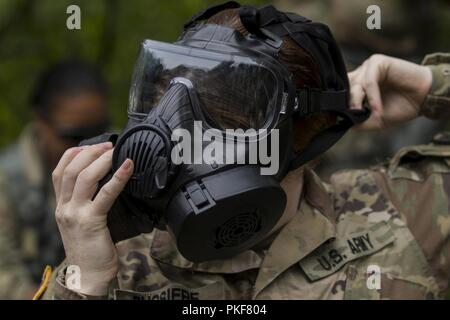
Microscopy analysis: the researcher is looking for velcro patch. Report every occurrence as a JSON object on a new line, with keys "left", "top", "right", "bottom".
{"left": 299, "top": 221, "right": 396, "bottom": 281}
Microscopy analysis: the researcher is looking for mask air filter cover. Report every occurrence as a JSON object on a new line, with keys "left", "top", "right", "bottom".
{"left": 113, "top": 124, "right": 172, "bottom": 199}
{"left": 165, "top": 166, "right": 286, "bottom": 262}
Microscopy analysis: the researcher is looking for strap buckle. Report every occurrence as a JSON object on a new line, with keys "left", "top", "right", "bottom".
{"left": 296, "top": 88, "right": 322, "bottom": 117}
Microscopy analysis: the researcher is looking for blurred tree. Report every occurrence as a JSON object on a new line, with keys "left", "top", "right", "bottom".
{"left": 0, "top": 0, "right": 267, "bottom": 147}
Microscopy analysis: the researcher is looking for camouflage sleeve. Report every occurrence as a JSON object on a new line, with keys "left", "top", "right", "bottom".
{"left": 41, "top": 261, "right": 113, "bottom": 300}
{"left": 420, "top": 53, "right": 450, "bottom": 119}
{"left": 0, "top": 171, "right": 35, "bottom": 299}
{"left": 374, "top": 142, "right": 450, "bottom": 297}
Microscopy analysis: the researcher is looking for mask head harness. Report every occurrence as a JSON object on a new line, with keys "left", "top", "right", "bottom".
{"left": 81, "top": 1, "right": 369, "bottom": 263}
{"left": 183, "top": 1, "right": 369, "bottom": 169}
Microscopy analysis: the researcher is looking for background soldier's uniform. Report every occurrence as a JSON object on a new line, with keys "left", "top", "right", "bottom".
{"left": 0, "top": 125, "right": 64, "bottom": 299}
{"left": 41, "top": 53, "right": 450, "bottom": 300}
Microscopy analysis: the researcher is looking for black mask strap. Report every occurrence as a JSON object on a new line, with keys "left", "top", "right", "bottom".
{"left": 238, "top": 6, "right": 284, "bottom": 49}
{"left": 296, "top": 88, "right": 370, "bottom": 122}
{"left": 289, "top": 119, "right": 352, "bottom": 170}
{"left": 290, "top": 87, "right": 370, "bottom": 170}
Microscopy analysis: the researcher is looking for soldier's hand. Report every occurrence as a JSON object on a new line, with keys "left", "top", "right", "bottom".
{"left": 348, "top": 54, "right": 433, "bottom": 130}
{"left": 52, "top": 142, "right": 134, "bottom": 296}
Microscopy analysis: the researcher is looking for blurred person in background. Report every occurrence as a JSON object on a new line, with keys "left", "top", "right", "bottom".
{"left": 0, "top": 61, "right": 110, "bottom": 299}
{"left": 275, "top": 0, "right": 450, "bottom": 178}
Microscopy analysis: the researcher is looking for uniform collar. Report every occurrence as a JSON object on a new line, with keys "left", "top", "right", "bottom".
{"left": 252, "top": 170, "right": 336, "bottom": 297}
{"left": 303, "top": 169, "right": 337, "bottom": 225}
{"left": 150, "top": 169, "right": 337, "bottom": 282}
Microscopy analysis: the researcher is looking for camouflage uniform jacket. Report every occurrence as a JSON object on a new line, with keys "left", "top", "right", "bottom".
{"left": 42, "top": 53, "right": 450, "bottom": 300}
{"left": 0, "top": 125, "right": 63, "bottom": 299}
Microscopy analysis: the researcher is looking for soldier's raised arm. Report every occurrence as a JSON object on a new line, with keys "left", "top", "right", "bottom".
{"left": 348, "top": 52, "right": 450, "bottom": 129}
{"left": 344, "top": 53, "right": 450, "bottom": 297}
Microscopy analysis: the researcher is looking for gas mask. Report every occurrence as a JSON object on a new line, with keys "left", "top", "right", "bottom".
{"left": 81, "top": 1, "right": 369, "bottom": 262}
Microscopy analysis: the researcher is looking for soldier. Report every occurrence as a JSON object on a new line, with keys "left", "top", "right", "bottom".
{"left": 0, "top": 61, "right": 109, "bottom": 299}
{"left": 38, "top": 4, "right": 449, "bottom": 300}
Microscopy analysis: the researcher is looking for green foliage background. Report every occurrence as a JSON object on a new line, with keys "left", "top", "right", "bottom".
{"left": 0, "top": 0, "right": 267, "bottom": 147}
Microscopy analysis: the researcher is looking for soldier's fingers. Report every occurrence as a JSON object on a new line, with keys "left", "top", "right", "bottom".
{"left": 52, "top": 147, "right": 84, "bottom": 203}
{"left": 353, "top": 114, "right": 381, "bottom": 131}
{"left": 92, "top": 159, "right": 134, "bottom": 215}
{"left": 347, "top": 66, "right": 362, "bottom": 83}
{"left": 349, "top": 84, "right": 365, "bottom": 110}
{"left": 59, "top": 142, "right": 113, "bottom": 205}
{"left": 362, "top": 59, "right": 384, "bottom": 116}
{"left": 72, "top": 149, "right": 114, "bottom": 202}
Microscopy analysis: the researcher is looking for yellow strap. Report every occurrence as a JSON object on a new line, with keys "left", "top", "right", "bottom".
{"left": 32, "top": 265, "right": 53, "bottom": 300}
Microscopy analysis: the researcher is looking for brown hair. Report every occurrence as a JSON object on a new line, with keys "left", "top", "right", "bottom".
{"left": 207, "top": 8, "right": 336, "bottom": 154}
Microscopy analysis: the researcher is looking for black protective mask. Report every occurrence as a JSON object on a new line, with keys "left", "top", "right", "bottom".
{"left": 111, "top": 78, "right": 291, "bottom": 262}
{"left": 81, "top": 1, "right": 369, "bottom": 262}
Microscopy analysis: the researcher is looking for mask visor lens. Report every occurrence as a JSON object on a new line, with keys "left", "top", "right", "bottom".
{"left": 128, "top": 40, "right": 280, "bottom": 129}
